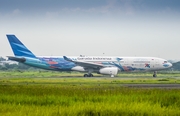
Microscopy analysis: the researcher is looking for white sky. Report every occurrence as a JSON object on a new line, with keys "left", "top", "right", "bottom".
{"left": 0, "top": 0, "right": 180, "bottom": 59}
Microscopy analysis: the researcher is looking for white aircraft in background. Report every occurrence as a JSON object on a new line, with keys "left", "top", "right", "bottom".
{"left": 6, "top": 35, "right": 172, "bottom": 77}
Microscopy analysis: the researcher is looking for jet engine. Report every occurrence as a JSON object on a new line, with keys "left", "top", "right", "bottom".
{"left": 98, "top": 67, "right": 118, "bottom": 77}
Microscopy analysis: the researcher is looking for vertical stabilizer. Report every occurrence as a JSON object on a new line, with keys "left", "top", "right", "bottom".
{"left": 6, "top": 35, "right": 36, "bottom": 58}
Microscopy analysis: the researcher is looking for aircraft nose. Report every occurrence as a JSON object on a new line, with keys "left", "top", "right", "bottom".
{"left": 163, "top": 62, "right": 172, "bottom": 68}
{"left": 169, "top": 62, "right": 172, "bottom": 67}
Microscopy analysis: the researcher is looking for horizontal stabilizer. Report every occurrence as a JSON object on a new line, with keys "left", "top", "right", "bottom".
{"left": 7, "top": 56, "right": 26, "bottom": 63}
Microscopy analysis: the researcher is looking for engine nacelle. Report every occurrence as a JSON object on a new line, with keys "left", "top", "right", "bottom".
{"left": 71, "top": 66, "right": 85, "bottom": 72}
{"left": 99, "top": 67, "right": 118, "bottom": 76}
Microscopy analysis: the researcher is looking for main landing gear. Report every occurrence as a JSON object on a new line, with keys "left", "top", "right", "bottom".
{"left": 153, "top": 71, "right": 157, "bottom": 77}
{"left": 84, "top": 73, "right": 93, "bottom": 77}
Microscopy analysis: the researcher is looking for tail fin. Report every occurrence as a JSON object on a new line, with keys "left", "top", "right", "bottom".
{"left": 6, "top": 35, "right": 36, "bottom": 58}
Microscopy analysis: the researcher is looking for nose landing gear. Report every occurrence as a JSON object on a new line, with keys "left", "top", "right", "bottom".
{"left": 153, "top": 71, "right": 157, "bottom": 77}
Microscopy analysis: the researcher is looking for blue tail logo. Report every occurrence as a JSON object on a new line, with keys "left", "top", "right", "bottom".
{"left": 6, "top": 35, "right": 36, "bottom": 58}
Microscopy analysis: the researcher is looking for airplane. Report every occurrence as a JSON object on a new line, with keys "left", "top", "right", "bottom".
{"left": 6, "top": 35, "right": 172, "bottom": 77}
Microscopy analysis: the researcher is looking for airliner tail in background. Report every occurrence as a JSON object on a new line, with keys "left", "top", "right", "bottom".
{"left": 6, "top": 34, "right": 172, "bottom": 77}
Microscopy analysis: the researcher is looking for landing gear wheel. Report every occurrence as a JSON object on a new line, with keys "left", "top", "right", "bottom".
{"left": 84, "top": 74, "right": 88, "bottom": 77}
{"left": 153, "top": 71, "right": 157, "bottom": 77}
{"left": 83, "top": 74, "right": 93, "bottom": 77}
{"left": 89, "top": 74, "right": 93, "bottom": 77}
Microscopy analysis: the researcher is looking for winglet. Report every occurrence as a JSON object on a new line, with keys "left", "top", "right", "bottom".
{"left": 63, "top": 56, "right": 72, "bottom": 61}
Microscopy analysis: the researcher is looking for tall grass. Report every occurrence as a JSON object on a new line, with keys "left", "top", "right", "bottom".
{"left": 0, "top": 84, "right": 180, "bottom": 115}
{"left": 0, "top": 71, "right": 180, "bottom": 115}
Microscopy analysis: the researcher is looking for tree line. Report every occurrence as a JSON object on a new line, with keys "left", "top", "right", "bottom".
{"left": 0, "top": 57, "right": 36, "bottom": 71}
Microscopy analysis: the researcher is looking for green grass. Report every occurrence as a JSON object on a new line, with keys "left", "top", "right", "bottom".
{"left": 0, "top": 71, "right": 180, "bottom": 115}
{"left": 1, "top": 84, "right": 180, "bottom": 115}
{"left": 1, "top": 70, "right": 180, "bottom": 78}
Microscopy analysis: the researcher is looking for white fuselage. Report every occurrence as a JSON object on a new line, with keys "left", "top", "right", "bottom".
{"left": 37, "top": 56, "right": 172, "bottom": 73}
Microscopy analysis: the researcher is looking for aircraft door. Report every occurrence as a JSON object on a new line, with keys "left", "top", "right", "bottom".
{"left": 151, "top": 59, "right": 155, "bottom": 69}
{"left": 152, "top": 59, "right": 159, "bottom": 69}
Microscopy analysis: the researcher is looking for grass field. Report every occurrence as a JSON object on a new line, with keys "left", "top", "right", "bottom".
{"left": 1, "top": 70, "right": 180, "bottom": 78}
{"left": 0, "top": 71, "right": 180, "bottom": 115}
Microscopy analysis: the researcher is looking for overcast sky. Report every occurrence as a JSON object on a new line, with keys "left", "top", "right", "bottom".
{"left": 0, "top": 0, "right": 180, "bottom": 59}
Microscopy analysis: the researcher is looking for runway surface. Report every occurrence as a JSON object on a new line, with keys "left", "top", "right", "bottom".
{"left": 122, "top": 84, "right": 180, "bottom": 89}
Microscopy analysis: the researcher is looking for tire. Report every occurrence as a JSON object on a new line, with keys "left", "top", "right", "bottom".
{"left": 84, "top": 74, "right": 88, "bottom": 77}
{"left": 89, "top": 74, "right": 93, "bottom": 77}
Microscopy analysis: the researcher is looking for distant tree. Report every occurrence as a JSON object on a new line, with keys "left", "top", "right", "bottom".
{"left": 0, "top": 60, "right": 38, "bottom": 71}
{"left": 171, "top": 62, "right": 180, "bottom": 71}
{"left": 0, "top": 65, "right": 7, "bottom": 70}
{"left": 18, "top": 63, "right": 30, "bottom": 69}
{"left": 0, "top": 57, "right": 6, "bottom": 61}
{"left": 18, "top": 63, "right": 38, "bottom": 70}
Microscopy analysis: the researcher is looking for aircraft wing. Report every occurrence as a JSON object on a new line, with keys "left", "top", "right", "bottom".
{"left": 63, "top": 56, "right": 104, "bottom": 69}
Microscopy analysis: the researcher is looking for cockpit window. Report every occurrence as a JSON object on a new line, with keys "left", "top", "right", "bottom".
{"left": 164, "top": 61, "right": 167, "bottom": 63}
